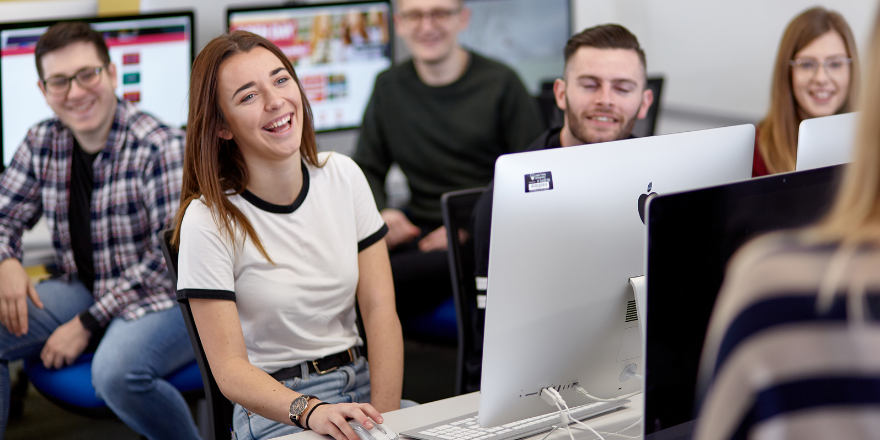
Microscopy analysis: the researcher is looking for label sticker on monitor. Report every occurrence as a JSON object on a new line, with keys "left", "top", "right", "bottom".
{"left": 525, "top": 172, "right": 553, "bottom": 193}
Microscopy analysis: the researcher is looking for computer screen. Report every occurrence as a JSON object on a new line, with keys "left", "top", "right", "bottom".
{"left": 644, "top": 165, "right": 844, "bottom": 439}
{"left": 458, "top": 0, "right": 570, "bottom": 95}
{"left": 0, "top": 12, "right": 194, "bottom": 171}
{"left": 479, "top": 125, "right": 755, "bottom": 428}
{"left": 796, "top": 112, "right": 858, "bottom": 172}
{"left": 228, "top": 1, "right": 392, "bottom": 133}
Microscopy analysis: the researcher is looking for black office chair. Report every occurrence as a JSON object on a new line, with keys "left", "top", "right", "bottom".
{"left": 160, "top": 229, "right": 234, "bottom": 440}
{"left": 535, "top": 81, "right": 563, "bottom": 130}
{"left": 631, "top": 76, "right": 665, "bottom": 138}
{"left": 440, "top": 188, "right": 487, "bottom": 395}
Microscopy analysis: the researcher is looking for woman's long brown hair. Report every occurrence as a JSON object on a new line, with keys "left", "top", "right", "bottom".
{"left": 758, "top": 7, "right": 859, "bottom": 175}
{"left": 170, "top": 31, "right": 322, "bottom": 261}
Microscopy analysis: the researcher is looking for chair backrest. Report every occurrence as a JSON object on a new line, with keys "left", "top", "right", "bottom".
{"left": 160, "top": 229, "right": 234, "bottom": 440}
{"left": 440, "top": 188, "right": 487, "bottom": 395}
{"left": 631, "top": 76, "right": 665, "bottom": 138}
{"left": 535, "top": 83, "right": 563, "bottom": 130}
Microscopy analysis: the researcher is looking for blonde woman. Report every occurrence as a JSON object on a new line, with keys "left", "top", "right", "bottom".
{"left": 754, "top": 7, "right": 860, "bottom": 176}
{"left": 695, "top": 6, "right": 880, "bottom": 439}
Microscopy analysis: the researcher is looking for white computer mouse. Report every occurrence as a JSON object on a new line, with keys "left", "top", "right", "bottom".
{"left": 347, "top": 420, "right": 398, "bottom": 440}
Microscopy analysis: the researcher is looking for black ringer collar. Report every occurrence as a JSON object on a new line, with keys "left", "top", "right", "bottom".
{"left": 240, "top": 161, "right": 310, "bottom": 214}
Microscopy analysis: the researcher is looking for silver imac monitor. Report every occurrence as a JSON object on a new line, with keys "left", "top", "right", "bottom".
{"left": 479, "top": 125, "right": 756, "bottom": 428}
{"left": 795, "top": 112, "right": 857, "bottom": 171}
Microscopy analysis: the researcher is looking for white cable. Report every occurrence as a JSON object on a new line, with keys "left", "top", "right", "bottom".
{"left": 572, "top": 426, "right": 638, "bottom": 439}
{"left": 542, "top": 388, "right": 576, "bottom": 440}
{"left": 547, "top": 389, "right": 578, "bottom": 440}
{"left": 543, "top": 388, "right": 605, "bottom": 440}
{"left": 540, "top": 386, "right": 642, "bottom": 440}
{"left": 562, "top": 400, "right": 605, "bottom": 440}
{"left": 571, "top": 417, "right": 642, "bottom": 440}
{"left": 541, "top": 387, "right": 562, "bottom": 406}
{"left": 567, "top": 385, "right": 642, "bottom": 440}
{"left": 610, "top": 416, "right": 643, "bottom": 436}
{"left": 537, "top": 426, "right": 561, "bottom": 440}
{"left": 575, "top": 385, "right": 642, "bottom": 403}
{"left": 554, "top": 399, "right": 577, "bottom": 440}
{"left": 619, "top": 366, "right": 644, "bottom": 382}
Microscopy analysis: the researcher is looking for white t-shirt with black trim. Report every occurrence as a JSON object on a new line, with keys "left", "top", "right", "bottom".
{"left": 177, "top": 152, "right": 387, "bottom": 373}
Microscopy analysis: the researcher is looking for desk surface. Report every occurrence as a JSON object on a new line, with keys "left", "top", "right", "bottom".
{"left": 275, "top": 393, "right": 643, "bottom": 440}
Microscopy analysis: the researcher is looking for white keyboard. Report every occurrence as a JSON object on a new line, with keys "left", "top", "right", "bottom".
{"left": 401, "top": 400, "right": 628, "bottom": 440}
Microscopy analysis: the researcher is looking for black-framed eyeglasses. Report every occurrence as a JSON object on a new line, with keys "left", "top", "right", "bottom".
{"left": 789, "top": 56, "right": 852, "bottom": 78}
{"left": 42, "top": 65, "right": 107, "bottom": 95}
{"left": 398, "top": 7, "right": 462, "bottom": 25}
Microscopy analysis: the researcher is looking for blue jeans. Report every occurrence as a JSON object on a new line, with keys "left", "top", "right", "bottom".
{"left": 233, "top": 356, "right": 371, "bottom": 440}
{"left": 0, "top": 279, "right": 200, "bottom": 440}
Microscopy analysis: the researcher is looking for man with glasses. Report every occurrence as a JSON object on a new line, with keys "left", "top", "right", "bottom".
{"left": 0, "top": 22, "right": 199, "bottom": 439}
{"left": 353, "top": 0, "right": 543, "bottom": 319}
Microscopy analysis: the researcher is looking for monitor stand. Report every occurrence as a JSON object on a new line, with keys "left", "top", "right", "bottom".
{"left": 629, "top": 276, "right": 646, "bottom": 341}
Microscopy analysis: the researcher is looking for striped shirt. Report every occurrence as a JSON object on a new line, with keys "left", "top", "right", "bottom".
{"left": 0, "top": 100, "right": 185, "bottom": 327}
{"left": 695, "top": 232, "right": 880, "bottom": 440}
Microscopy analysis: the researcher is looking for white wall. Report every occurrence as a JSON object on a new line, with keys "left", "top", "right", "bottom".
{"left": 573, "top": 0, "right": 879, "bottom": 120}
{"left": 137, "top": 0, "right": 880, "bottom": 131}
{"left": 140, "top": 0, "right": 289, "bottom": 51}
{"left": 0, "top": 0, "right": 97, "bottom": 23}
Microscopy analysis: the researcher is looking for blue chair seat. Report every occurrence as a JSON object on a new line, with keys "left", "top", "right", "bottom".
{"left": 24, "top": 353, "right": 202, "bottom": 410}
{"left": 402, "top": 297, "right": 458, "bottom": 341}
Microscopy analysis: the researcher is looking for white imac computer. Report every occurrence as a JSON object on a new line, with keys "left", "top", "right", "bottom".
{"left": 795, "top": 112, "right": 857, "bottom": 171}
{"left": 227, "top": 1, "right": 392, "bottom": 133}
{"left": 0, "top": 12, "right": 194, "bottom": 171}
{"left": 478, "top": 125, "right": 756, "bottom": 428}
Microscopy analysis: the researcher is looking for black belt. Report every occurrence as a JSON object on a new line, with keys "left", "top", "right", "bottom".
{"left": 270, "top": 347, "right": 362, "bottom": 381}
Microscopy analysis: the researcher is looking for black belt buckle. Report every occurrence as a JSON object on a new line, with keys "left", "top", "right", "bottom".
{"left": 312, "top": 347, "right": 357, "bottom": 375}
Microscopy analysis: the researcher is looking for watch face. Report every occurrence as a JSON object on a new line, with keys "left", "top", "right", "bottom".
{"left": 290, "top": 396, "right": 309, "bottom": 417}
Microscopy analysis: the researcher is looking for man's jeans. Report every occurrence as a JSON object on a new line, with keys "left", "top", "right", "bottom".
{"left": 0, "top": 279, "right": 200, "bottom": 440}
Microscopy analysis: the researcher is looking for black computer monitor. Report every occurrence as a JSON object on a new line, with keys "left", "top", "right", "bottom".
{"left": 0, "top": 11, "right": 195, "bottom": 172}
{"left": 458, "top": 0, "right": 570, "bottom": 95}
{"left": 644, "top": 165, "right": 845, "bottom": 439}
{"left": 227, "top": 1, "right": 392, "bottom": 134}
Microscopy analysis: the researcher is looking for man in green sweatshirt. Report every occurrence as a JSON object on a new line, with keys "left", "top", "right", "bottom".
{"left": 353, "top": 0, "right": 543, "bottom": 319}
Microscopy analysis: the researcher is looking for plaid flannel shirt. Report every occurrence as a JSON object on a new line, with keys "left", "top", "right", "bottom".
{"left": 0, "top": 100, "right": 184, "bottom": 327}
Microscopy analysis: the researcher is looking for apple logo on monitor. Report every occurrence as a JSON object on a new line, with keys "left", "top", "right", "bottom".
{"left": 638, "top": 182, "right": 658, "bottom": 224}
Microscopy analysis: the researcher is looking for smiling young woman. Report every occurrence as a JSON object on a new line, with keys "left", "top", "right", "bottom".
{"left": 170, "top": 31, "right": 403, "bottom": 440}
{"left": 754, "top": 7, "right": 860, "bottom": 176}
